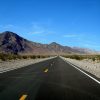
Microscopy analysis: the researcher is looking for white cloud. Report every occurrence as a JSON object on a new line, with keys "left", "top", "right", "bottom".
{"left": 31, "top": 30, "right": 45, "bottom": 34}
{"left": 63, "top": 34, "right": 77, "bottom": 38}
{"left": 29, "top": 23, "right": 45, "bottom": 34}
{"left": 0, "top": 24, "right": 16, "bottom": 29}
{"left": 29, "top": 22, "right": 55, "bottom": 35}
{"left": 84, "top": 44, "right": 100, "bottom": 48}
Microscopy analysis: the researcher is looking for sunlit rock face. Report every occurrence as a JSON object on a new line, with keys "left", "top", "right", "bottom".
{"left": 0, "top": 31, "right": 98, "bottom": 55}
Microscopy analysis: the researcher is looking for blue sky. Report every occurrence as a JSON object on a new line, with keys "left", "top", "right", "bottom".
{"left": 0, "top": 0, "right": 100, "bottom": 50}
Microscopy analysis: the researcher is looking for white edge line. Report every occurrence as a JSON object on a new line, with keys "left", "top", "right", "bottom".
{"left": 61, "top": 57, "right": 100, "bottom": 84}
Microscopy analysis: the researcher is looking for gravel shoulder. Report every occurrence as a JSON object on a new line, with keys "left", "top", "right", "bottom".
{"left": 0, "top": 57, "right": 55, "bottom": 73}
{"left": 61, "top": 56, "right": 100, "bottom": 78}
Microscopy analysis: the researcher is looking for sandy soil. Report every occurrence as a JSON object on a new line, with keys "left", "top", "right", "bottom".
{"left": 61, "top": 57, "right": 100, "bottom": 78}
{"left": 0, "top": 57, "right": 55, "bottom": 73}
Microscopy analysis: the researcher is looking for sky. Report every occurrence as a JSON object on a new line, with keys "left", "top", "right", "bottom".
{"left": 0, "top": 0, "right": 100, "bottom": 50}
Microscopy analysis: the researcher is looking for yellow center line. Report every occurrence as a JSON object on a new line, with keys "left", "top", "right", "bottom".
{"left": 19, "top": 95, "right": 27, "bottom": 100}
{"left": 51, "top": 64, "right": 53, "bottom": 66}
{"left": 44, "top": 69, "right": 48, "bottom": 73}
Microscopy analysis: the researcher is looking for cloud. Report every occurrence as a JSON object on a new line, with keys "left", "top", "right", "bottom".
{"left": 63, "top": 34, "right": 78, "bottom": 38}
{"left": 84, "top": 44, "right": 100, "bottom": 48}
{"left": 28, "top": 23, "right": 45, "bottom": 34}
{"left": 29, "top": 22, "right": 55, "bottom": 35}
{"left": 0, "top": 24, "right": 19, "bottom": 33}
{"left": 31, "top": 30, "right": 45, "bottom": 34}
{"left": 0, "top": 24, "right": 16, "bottom": 29}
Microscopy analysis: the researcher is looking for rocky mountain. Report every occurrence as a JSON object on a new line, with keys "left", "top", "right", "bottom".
{"left": 0, "top": 31, "right": 98, "bottom": 55}
{"left": 72, "top": 47, "right": 98, "bottom": 54}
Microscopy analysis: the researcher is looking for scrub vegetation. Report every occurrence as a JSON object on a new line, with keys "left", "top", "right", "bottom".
{"left": 62, "top": 55, "right": 100, "bottom": 62}
{"left": 0, "top": 53, "right": 51, "bottom": 61}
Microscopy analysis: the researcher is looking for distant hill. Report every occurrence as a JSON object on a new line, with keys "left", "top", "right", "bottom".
{"left": 0, "top": 31, "right": 98, "bottom": 55}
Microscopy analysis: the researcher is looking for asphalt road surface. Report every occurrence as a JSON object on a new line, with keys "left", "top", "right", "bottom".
{"left": 0, "top": 57, "right": 100, "bottom": 100}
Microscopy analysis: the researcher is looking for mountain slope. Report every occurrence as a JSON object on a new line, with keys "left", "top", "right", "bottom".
{"left": 0, "top": 31, "right": 97, "bottom": 55}
{"left": 0, "top": 31, "right": 35, "bottom": 54}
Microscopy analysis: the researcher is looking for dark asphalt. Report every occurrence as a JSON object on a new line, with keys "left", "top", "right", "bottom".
{"left": 0, "top": 57, "right": 100, "bottom": 100}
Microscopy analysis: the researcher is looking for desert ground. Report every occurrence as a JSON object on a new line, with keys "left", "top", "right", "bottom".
{"left": 0, "top": 57, "right": 55, "bottom": 73}
{"left": 62, "top": 57, "right": 100, "bottom": 78}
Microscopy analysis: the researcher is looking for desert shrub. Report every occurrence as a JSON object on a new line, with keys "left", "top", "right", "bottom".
{"left": 63, "top": 55, "right": 88, "bottom": 60}
{"left": 0, "top": 53, "right": 15, "bottom": 61}
{"left": 22, "top": 56, "right": 28, "bottom": 59}
{"left": 0, "top": 53, "right": 51, "bottom": 61}
{"left": 36, "top": 55, "right": 41, "bottom": 58}
{"left": 72, "top": 55, "right": 82, "bottom": 60}
{"left": 30, "top": 55, "right": 36, "bottom": 59}
{"left": 0, "top": 54, "right": 6, "bottom": 61}
{"left": 40, "top": 55, "right": 47, "bottom": 58}
{"left": 7, "top": 55, "right": 13, "bottom": 60}
{"left": 96, "top": 55, "right": 100, "bottom": 61}
{"left": 40, "top": 55, "right": 45, "bottom": 58}
{"left": 17, "top": 55, "right": 22, "bottom": 59}
{"left": 92, "top": 57, "right": 96, "bottom": 61}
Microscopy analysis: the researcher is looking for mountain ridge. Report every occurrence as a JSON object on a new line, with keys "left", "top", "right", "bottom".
{"left": 0, "top": 31, "right": 98, "bottom": 55}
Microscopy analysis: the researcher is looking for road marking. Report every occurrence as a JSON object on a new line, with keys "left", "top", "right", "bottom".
{"left": 51, "top": 64, "right": 53, "bottom": 66}
{"left": 0, "top": 56, "right": 57, "bottom": 74}
{"left": 44, "top": 69, "right": 48, "bottom": 73}
{"left": 19, "top": 94, "right": 27, "bottom": 100}
{"left": 62, "top": 58, "right": 100, "bottom": 84}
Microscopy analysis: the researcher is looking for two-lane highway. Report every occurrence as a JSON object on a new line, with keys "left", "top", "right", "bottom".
{"left": 0, "top": 57, "right": 100, "bottom": 100}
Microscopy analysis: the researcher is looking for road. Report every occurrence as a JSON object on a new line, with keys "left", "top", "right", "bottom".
{"left": 0, "top": 57, "right": 100, "bottom": 100}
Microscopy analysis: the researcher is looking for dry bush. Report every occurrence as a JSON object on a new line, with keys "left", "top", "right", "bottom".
{"left": 0, "top": 53, "right": 51, "bottom": 61}
{"left": 63, "top": 55, "right": 100, "bottom": 61}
